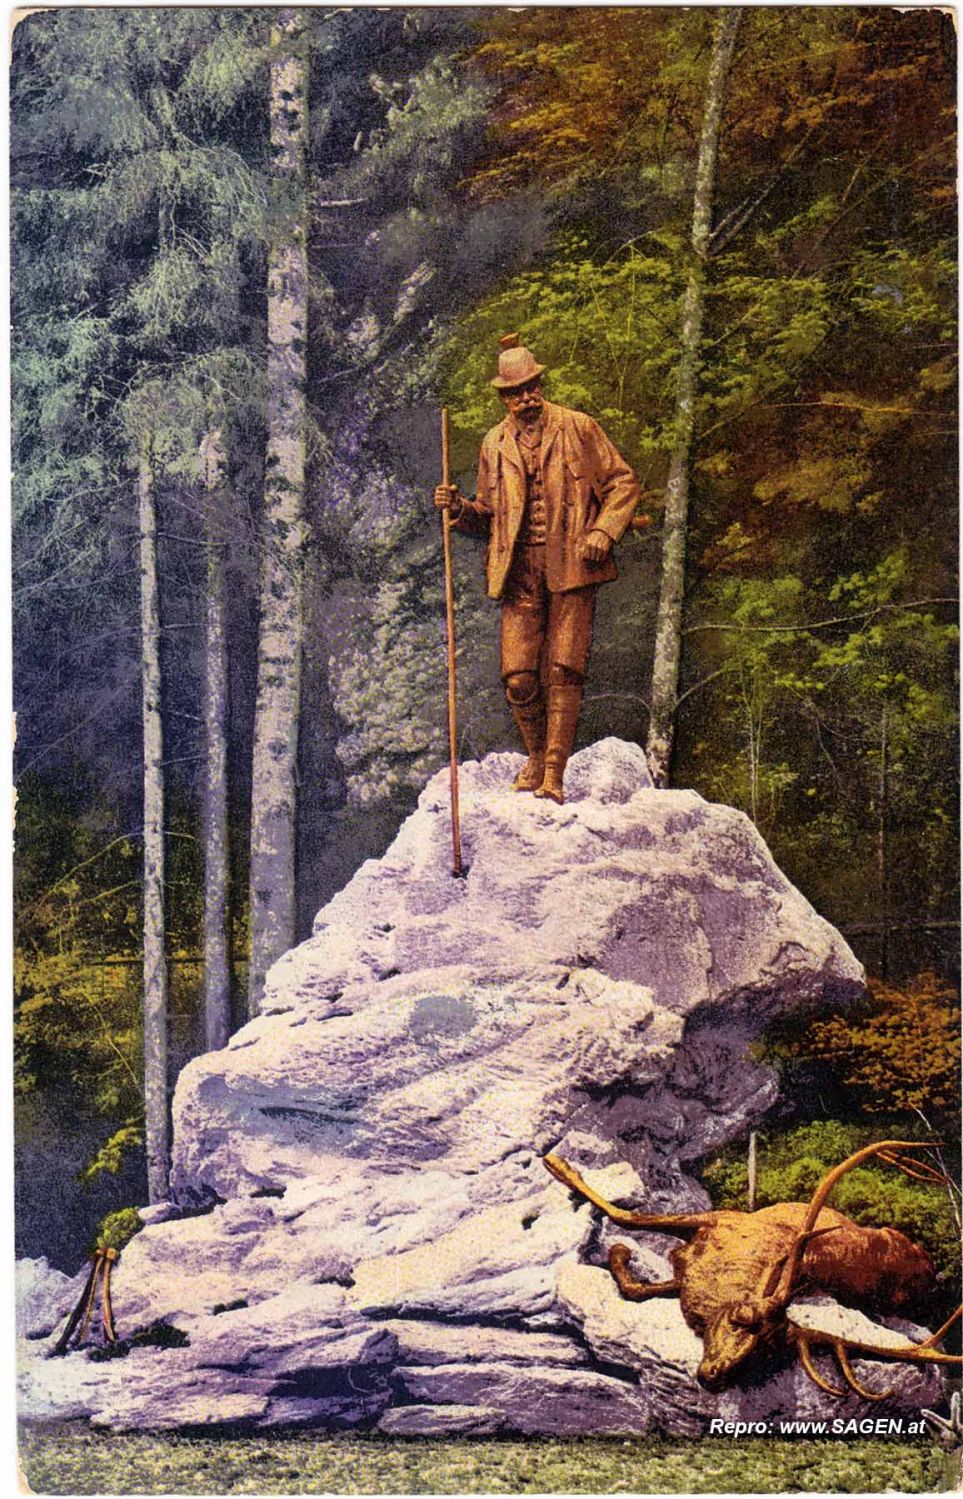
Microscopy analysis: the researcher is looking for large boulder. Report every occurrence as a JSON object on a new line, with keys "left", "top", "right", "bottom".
{"left": 19, "top": 740, "right": 946, "bottom": 1433}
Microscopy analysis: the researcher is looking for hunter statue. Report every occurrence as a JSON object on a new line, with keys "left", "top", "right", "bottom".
{"left": 435, "top": 335, "right": 640, "bottom": 805}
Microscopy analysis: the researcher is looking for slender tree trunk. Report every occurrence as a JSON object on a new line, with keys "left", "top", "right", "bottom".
{"left": 200, "top": 428, "right": 232, "bottom": 1050}
{"left": 296, "top": 540, "right": 343, "bottom": 937}
{"left": 646, "top": 9, "right": 743, "bottom": 787}
{"left": 248, "top": 8, "right": 308, "bottom": 1015}
{"left": 744, "top": 674, "right": 756, "bottom": 827}
{"left": 138, "top": 434, "right": 170, "bottom": 1203}
{"left": 748, "top": 699, "right": 758, "bottom": 826}
{"left": 747, "top": 1131, "right": 758, "bottom": 1212}
{"left": 878, "top": 702, "right": 890, "bottom": 981}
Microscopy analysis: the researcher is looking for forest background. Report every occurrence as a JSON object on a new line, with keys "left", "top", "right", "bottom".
{"left": 11, "top": 5, "right": 959, "bottom": 1275}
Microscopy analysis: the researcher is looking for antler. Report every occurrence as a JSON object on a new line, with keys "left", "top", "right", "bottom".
{"left": 788, "top": 1304, "right": 963, "bottom": 1402}
{"left": 874, "top": 1147, "right": 950, "bottom": 1185}
{"left": 543, "top": 1154, "right": 715, "bottom": 1234}
{"left": 771, "top": 1140, "right": 949, "bottom": 1308}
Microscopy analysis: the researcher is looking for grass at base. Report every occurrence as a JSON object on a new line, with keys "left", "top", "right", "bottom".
{"left": 17, "top": 1426, "right": 958, "bottom": 1495}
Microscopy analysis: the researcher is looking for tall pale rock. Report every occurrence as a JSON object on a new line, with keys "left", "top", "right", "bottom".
{"left": 20, "top": 741, "right": 947, "bottom": 1434}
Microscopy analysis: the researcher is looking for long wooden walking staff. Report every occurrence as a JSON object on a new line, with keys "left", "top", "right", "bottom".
{"left": 440, "top": 407, "right": 463, "bottom": 877}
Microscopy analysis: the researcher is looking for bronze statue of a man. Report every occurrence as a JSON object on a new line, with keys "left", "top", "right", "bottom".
{"left": 435, "top": 335, "right": 640, "bottom": 804}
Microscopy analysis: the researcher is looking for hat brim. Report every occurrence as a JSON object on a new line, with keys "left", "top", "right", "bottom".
{"left": 490, "top": 363, "right": 546, "bottom": 391}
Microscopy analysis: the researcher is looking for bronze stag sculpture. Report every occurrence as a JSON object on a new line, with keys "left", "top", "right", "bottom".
{"left": 544, "top": 1140, "right": 962, "bottom": 1398}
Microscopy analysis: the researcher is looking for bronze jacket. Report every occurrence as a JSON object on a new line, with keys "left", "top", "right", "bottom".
{"left": 453, "top": 401, "right": 640, "bottom": 598}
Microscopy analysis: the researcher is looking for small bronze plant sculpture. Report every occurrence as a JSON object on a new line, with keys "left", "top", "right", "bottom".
{"left": 545, "top": 1140, "right": 962, "bottom": 1398}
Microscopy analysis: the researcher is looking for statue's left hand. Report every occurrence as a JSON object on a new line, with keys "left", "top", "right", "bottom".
{"left": 580, "top": 529, "right": 613, "bottom": 564}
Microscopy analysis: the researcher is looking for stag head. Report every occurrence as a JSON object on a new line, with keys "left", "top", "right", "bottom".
{"left": 697, "top": 1293, "right": 784, "bottom": 1389}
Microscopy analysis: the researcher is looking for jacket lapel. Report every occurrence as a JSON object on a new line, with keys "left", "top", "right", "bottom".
{"left": 541, "top": 403, "right": 566, "bottom": 528}
{"left": 498, "top": 418, "right": 524, "bottom": 475}
{"left": 539, "top": 401, "right": 562, "bottom": 466}
{"left": 497, "top": 420, "right": 527, "bottom": 540}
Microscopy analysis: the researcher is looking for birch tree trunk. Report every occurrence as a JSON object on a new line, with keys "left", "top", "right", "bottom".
{"left": 139, "top": 434, "right": 170, "bottom": 1203}
{"left": 645, "top": 9, "right": 742, "bottom": 787}
{"left": 248, "top": 8, "right": 308, "bottom": 1015}
{"left": 200, "top": 428, "right": 232, "bottom": 1050}
{"left": 747, "top": 1131, "right": 758, "bottom": 1212}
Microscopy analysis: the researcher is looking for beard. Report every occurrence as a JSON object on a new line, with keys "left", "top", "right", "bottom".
{"left": 515, "top": 397, "right": 543, "bottom": 424}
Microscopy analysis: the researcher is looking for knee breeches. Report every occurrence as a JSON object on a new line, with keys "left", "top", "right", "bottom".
{"left": 499, "top": 545, "right": 596, "bottom": 685}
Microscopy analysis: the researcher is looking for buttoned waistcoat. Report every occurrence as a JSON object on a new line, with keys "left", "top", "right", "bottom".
{"left": 453, "top": 401, "right": 641, "bottom": 598}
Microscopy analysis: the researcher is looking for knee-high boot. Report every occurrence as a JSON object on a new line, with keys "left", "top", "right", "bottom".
{"left": 510, "top": 693, "right": 547, "bottom": 791}
{"left": 534, "top": 684, "right": 582, "bottom": 804}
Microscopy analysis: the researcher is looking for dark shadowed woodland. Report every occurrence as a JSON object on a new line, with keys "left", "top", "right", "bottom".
{"left": 11, "top": 6, "right": 959, "bottom": 1284}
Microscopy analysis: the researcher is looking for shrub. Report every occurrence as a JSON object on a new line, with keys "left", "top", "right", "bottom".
{"left": 95, "top": 1206, "right": 143, "bottom": 1254}
{"left": 800, "top": 972, "right": 961, "bottom": 1119}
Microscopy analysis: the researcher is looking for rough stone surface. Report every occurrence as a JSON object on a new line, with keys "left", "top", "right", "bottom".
{"left": 19, "top": 739, "right": 943, "bottom": 1435}
{"left": 16, "top": 1258, "right": 88, "bottom": 1341}
{"left": 393, "top": 1362, "right": 651, "bottom": 1436}
{"left": 378, "top": 1404, "right": 502, "bottom": 1437}
{"left": 383, "top": 1320, "right": 584, "bottom": 1369}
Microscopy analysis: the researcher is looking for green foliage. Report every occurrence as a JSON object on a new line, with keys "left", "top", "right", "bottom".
{"left": 687, "top": 563, "right": 958, "bottom": 919}
{"left": 12, "top": 777, "right": 215, "bottom": 1191}
{"left": 14, "top": 777, "right": 142, "bottom": 1128}
{"left": 15, "top": 950, "right": 140, "bottom": 1106}
{"left": 435, "top": 233, "right": 681, "bottom": 473}
{"left": 94, "top": 1206, "right": 143, "bottom": 1253}
{"left": 341, "top": 56, "right": 488, "bottom": 211}
{"left": 701, "top": 1120, "right": 961, "bottom": 1284}
{"left": 82, "top": 1127, "right": 145, "bottom": 1187}
{"left": 11, "top": 8, "right": 275, "bottom": 837}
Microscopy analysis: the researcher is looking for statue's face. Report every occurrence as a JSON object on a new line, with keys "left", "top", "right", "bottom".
{"left": 500, "top": 377, "right": 544, "bottom": 425}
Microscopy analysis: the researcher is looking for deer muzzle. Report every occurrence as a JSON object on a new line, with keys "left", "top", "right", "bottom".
{"left": 697, "top": 1310, "right": 765, "bottom": 1391}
